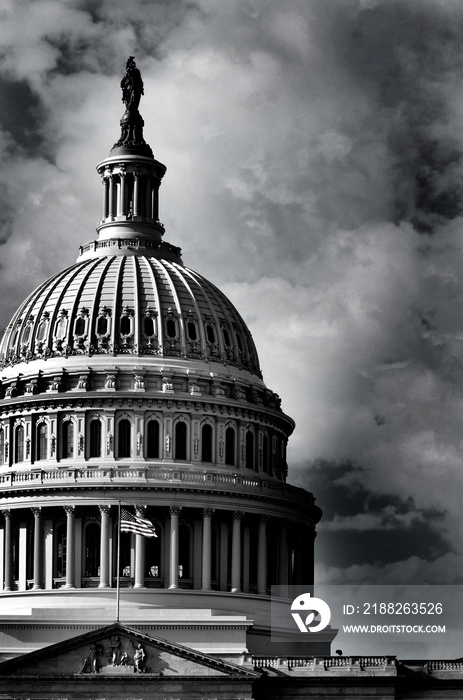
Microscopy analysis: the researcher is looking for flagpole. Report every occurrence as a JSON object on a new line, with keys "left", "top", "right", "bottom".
{"left": 116, "top": 500, "right": 121, "bottom": 622}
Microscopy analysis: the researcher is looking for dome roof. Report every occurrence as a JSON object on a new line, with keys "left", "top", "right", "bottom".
{"left": 0, "top": 254, "right": 261, "bottom": 378}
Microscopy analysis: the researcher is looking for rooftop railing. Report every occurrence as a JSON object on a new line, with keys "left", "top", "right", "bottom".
{"left": 0, "top": 466, "right": 315, "bottom": 504}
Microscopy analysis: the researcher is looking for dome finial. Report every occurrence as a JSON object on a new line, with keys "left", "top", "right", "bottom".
{"left": 111, "top": 57, "right": 152, "bottom": 156}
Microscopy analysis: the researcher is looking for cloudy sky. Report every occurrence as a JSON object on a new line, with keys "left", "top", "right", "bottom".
{"left": 1, "top": 0, "right": 463, "bottom": 592}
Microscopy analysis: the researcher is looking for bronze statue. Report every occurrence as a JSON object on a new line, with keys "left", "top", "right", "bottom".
{"left": 121, "top": 56, "right": 144, "bottom": 112}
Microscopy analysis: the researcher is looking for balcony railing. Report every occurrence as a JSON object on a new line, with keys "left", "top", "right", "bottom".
{"left": 0, "top": 466, "right": 315, "bottom": 505}
{"left": 0, "top": 466, "right": 314, "bottom": 503}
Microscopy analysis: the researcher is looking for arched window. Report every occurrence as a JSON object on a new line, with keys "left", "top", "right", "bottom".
{"left": 37, "top": 423, "right": 47, "bottom": 461}
{"left": 120, "top": 315, "right": 131, "bottom": 335}
{"left": 36, "top": 318, "right": 48, "bottom": 342}
{"left": 96, "top": 316, "right": 109, "bottom": 335}
{"left": 225, "top": 427, "right": 235, "bottom": 466}
{"left": 187, "top": 321, "right": 197, "bottom": 341}
{"left": 84, "top": 523, "right": 100, "bottom": 577}
{"left": 245, "top": 431, "right": 254, "bottom": 470}
{"left": 143, "top": 316, "right": 155, "bottom": 337}
{"left": 201, "top": 424, "right": 213, "bottom": 463}
{"left": 74, "top": 317, "right": 86, "bottom": 336}
{"left": 21, "top": 324, "right": 32, "bottom": 345}
{"left": 174, "top": 421, "right": 187, "bottom": 460}
{"left": 118, "top": 419, "right": 131, "bottom": 458}
{"left": 166, "top": 319, "right": 176, "bottom": 338}
{"left": 15, "top": 425, "right": 24, "bottom": 464}
{"left": 62, "top": 421, "right": 74, "bottom": 459}
{"left": 89, "top": 419, "right": 102, "bottom": 458}
{"left": 55, "top": 315, "right": 67, "bottom": 340}
{"left": 146, "top": 420, "right": 160, "bottom": 459}
{"left": 0, "top": 429, "right": 4, "bottom": 466}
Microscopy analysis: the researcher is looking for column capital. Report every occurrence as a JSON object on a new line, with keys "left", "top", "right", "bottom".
{"left": 99, "top": 505, "right": 111, "bottom": 516}
{"left": 31, "top": 507, "right": 42, "bottom": 517}
{"left": 233, "top": 510, "right": 244, "bottom": 521}
{"left": 260, "top": 514, "right": 270, "bottom": 524}
{"left": 2, "top": 509, "right": 11, "bottom": 520}
{"left": 64, "top": 505, "right": 75, "bottom": 517}
{"left": 135, "top": 505, "right": 147, "bottom": 517}
{"left": 170, "top": 505, "right": 182, "bottom": 517}
{"left": 202, "top": 508, "right": 214, "bottom": 518}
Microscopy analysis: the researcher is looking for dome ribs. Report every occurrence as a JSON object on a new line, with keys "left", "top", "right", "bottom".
{"left": 1, "top": 254, "right": 261, "bottom": 378}
{"left": 164, "top": 262, "right": 206, "bottom": 360}
{"left": 83, "top": 256, "right": 116, "bottom": 354}
{"left": 155, "top": 259, "right": 185, "bottom": 357}
{"left": 143, "top": 257, "right": 164, "bottom": 354}
{"left": 179, "top": 266, "right": 225, "bottom": 364}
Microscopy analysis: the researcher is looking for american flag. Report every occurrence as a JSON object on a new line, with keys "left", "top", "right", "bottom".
{"left": 120, "top": 508, "right": 157, "bottom": 537}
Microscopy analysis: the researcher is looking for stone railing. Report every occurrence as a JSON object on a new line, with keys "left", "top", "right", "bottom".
{"left": 253, "top": 656, "right": 396, "bottom": 670}
{"left": 0, "top": 466, "right": 315, "bottom": 504}
{"left": 427, "top": 661, "right": 463, "bottom": 672}
{"left": 78, "top": 237, "right": 180, "bottom": 257}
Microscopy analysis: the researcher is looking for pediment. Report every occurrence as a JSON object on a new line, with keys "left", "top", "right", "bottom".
{"left": 0, "top": 622, "right": 257, "bottom": 679}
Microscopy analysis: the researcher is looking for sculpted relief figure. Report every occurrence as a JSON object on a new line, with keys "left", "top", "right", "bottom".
{"left": 79, "top": 644, "right": 102, "bottom": 674}
{"left": 132, "top": 642, "right": 148, "bottom": 673}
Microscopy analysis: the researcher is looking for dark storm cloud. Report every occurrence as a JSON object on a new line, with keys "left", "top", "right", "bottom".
{"left": 351, "top": 0, "right": 463, "bottom": 233}
{"left": 0, "top": 77, "right": 44, "bottom": 154}
{"left": 295, "top": 460, "right": 451, "bottom": 573}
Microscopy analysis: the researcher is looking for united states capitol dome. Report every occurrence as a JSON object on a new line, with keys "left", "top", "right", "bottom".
{"left": 0, "top": 58, "right": 328, "bottom": 670}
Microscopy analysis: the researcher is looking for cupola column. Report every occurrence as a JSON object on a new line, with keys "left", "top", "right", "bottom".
{"left": 201, "top": 508, "right": 213, "bottom": 591}
{"left": 145, "top": 178, "right": 152, "bottom": 219}
{"left": 102, "top": 177, "right": 109, "bottom": 220}
{"left": 108, "top": 174, "right": 116, "bottom": 219}
{"left": 31, "top": 507, "right": 43, "bottom": 590}
{"left": 168, "top": 506, "right": 181, "bottom": 589}
{"left": 2, "top": 510, "right": 12, "bottom": 591}
{"left": 118, "top": 168, "right": 127, "bottom": 217}
{"left": 133, "top": 506, "right": 147, "bottom": 589}
{"left": 99, "top": 506, "right": 111, "bottom": 588}
{"left": 64, "top": 506, "right": 76, "bottom": 589}
{"left": 231, "top": 511, "right": 243, "bottom": 593}
{"left": 257, "top": 515, "right": 269, "bottom": 595}
{"left": 133, "top": 172, "right": 140, "bottom": 217}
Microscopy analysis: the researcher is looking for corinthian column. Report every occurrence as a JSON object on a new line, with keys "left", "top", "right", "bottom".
{"left": 99, "top": 506, "right": 110, "bottom": 588}
{"left": 201, "top": 509, "right": 213, "bottom": 591}
{"left": 2, "top": 510, "right": 12, "bottom": 591}
{"left": 64, "top": 506, "right": 75, "bottom": 589}
{"left": 257, "top": 515, "right": 268, "bottom": 595}
{"left": 231, "top": 511, "right": 243, "bottom": 593}
{"left": 169, "top": 506, "right": 181, "bottom": 589}
{"left": 134, "top": 506, "right": 147, "bottom": 589}
{"left": 31, "top": 507, "right": 43, "bottom": 590}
